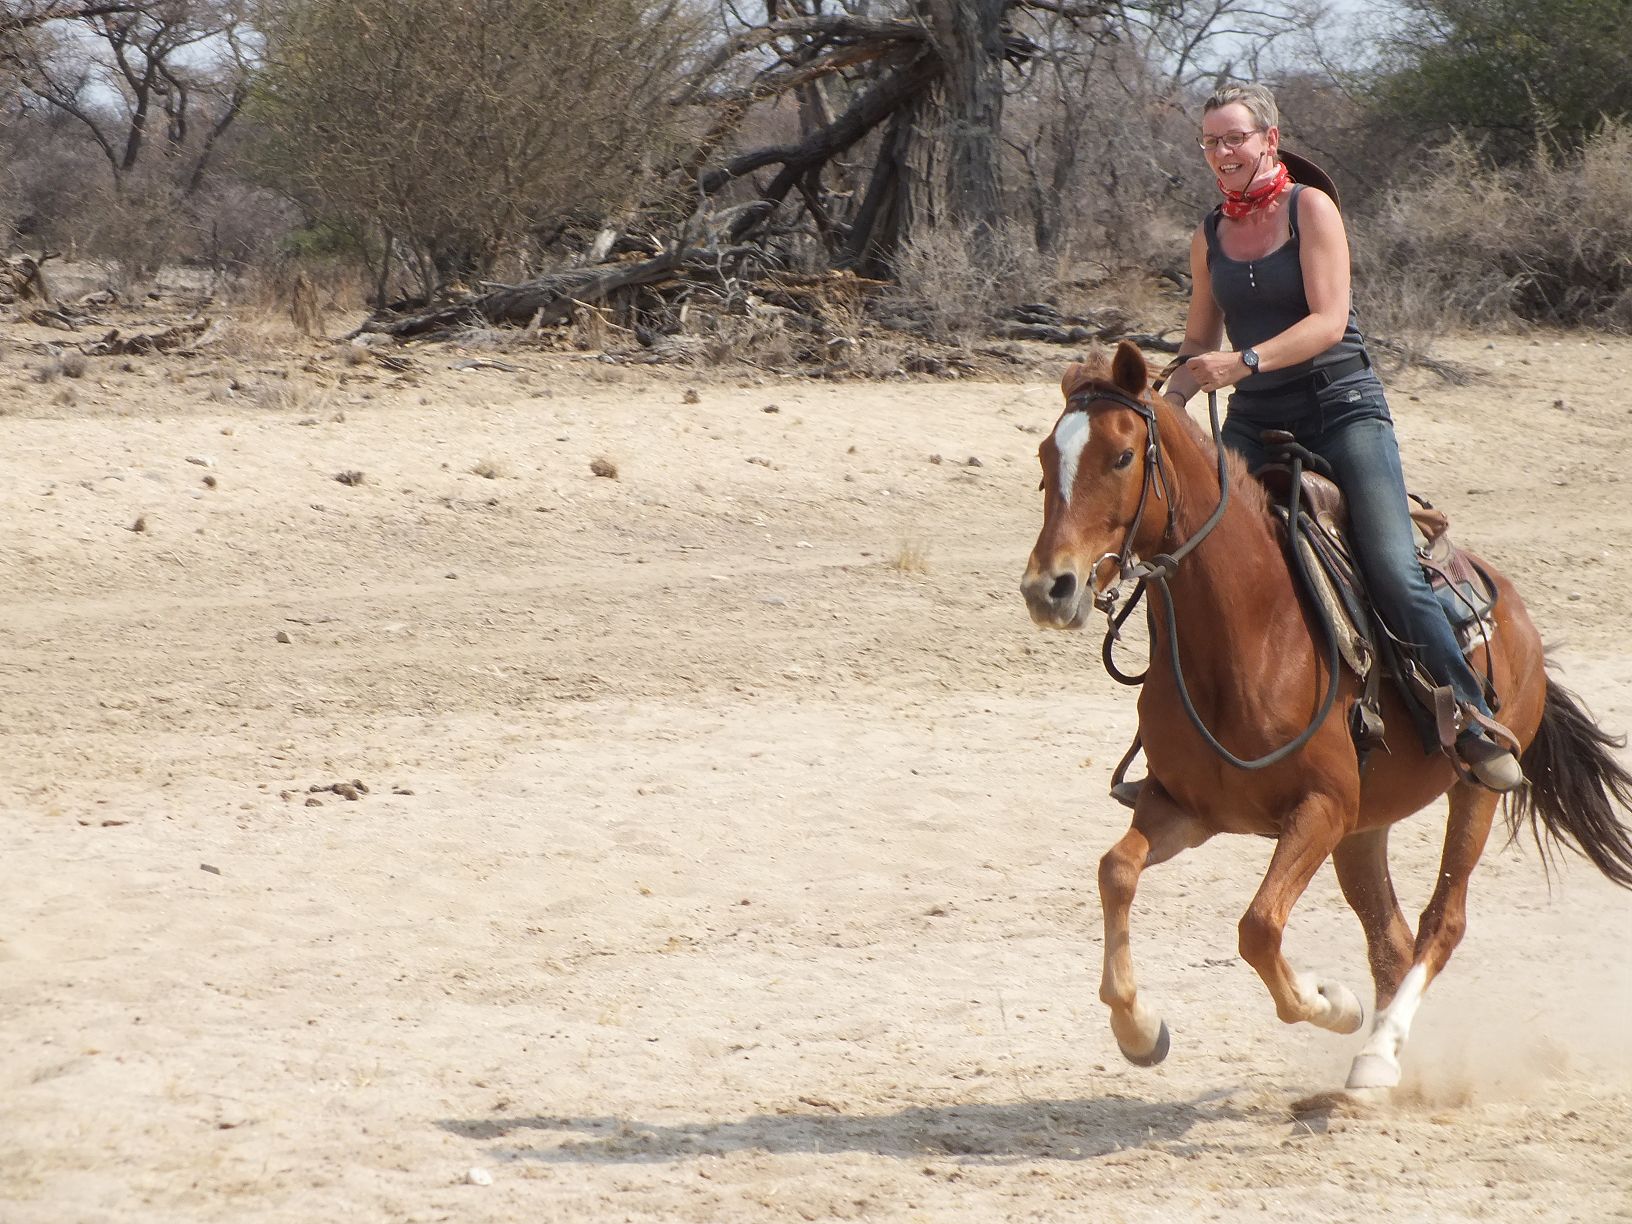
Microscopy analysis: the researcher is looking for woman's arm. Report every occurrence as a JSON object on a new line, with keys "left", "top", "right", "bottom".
{"left": 1183, "top": 188, "right": 1352, "bottom": 393}
{"left": 1162, "top": 226, "right": 1225, "bottom": 409}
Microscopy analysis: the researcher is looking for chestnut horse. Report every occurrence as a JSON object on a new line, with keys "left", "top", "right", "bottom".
{"left": 1021, "top": 341, "right": 1632, "bottom": 1091}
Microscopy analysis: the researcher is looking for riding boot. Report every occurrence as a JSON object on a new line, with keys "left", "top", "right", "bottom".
{"left": 1456, "top": 729, "right": 1524, "bottom": 793}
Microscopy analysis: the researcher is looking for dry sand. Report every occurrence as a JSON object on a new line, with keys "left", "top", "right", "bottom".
{"left": 3, "top": 317, "right": 1630, "bottom": 1223}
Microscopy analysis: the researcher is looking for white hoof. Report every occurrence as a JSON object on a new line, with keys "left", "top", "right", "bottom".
{"left": 1346, "top": 1051, "right": 1401, "bottom": 1091}
{"left": 1315, "top": 981, "right": 1364, "bottom": 1035}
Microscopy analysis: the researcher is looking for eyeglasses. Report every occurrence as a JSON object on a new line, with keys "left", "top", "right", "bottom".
{"left": 1197, "top": 129, "right": 1264, "bottom": 152}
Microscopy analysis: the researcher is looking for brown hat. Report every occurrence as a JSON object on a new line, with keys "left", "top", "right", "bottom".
{"left": 1280, "top": 150, "right": 1341, "bottom": 210}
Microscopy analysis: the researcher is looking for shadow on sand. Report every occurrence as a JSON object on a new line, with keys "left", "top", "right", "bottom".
{"left": 437, "top": 1091, "right": 1257, "bottom": 1165}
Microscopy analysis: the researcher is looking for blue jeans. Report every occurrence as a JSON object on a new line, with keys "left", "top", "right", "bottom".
{"left": 1221, "top": 380, "right": 1493, "bottom": 720}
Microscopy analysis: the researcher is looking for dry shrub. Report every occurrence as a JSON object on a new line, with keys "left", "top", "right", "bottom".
{"left": 1355, "top": 125, "right": 1632, "bottom": 340}
{"left": 80, "top": 174, "right": 190, "bottom": 292}
{"left": 230, "top": 259, "right": 371, "bottom": 324}
{"left": 891, "top": 222, "right": 1053, "bottom": 344}
{"left": 697, "top": 308, "right": 800, "bottom": 370}
{"left": 210, "top": 315, "right": 309, "bottom": 361}
{"left": 190, "top": 181, "right": 301, "bottom": 274}
{"left": 253, "top": 0, "right": 706, "bottom": 302}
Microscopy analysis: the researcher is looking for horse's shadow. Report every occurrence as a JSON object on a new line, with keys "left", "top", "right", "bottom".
{"left": 437, "top": 1091, "right": 1250, "bottom": 1165}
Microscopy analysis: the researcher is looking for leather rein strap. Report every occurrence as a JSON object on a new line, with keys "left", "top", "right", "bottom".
{"left": 1070, "top": 387, "right": 1343, "bottom": 772}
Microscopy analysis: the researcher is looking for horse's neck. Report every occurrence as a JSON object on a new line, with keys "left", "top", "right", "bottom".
{"left": 1149, "top": 404, "right": 1296, "bottom": 650}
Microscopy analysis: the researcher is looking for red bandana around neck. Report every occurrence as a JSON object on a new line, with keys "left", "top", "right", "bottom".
{"left": 1218, "top": 161, "right": 1290, "bottom": 220}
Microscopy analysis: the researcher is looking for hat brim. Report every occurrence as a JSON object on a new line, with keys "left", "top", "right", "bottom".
{"left": 1281, "top": 150, "right": 1340, "bottom": 211}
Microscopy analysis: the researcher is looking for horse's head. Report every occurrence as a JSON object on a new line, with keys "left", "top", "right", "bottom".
{"left": 1021, "top": 341, "right": 1165, "bottom": 629}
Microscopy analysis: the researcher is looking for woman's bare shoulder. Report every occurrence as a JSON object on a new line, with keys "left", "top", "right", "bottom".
{"left": 1295, "top": 185, "right": 1343, "bottom": 230}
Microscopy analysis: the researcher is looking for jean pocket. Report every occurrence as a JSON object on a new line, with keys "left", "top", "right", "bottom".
{"left": 1319, "top": 384, "right": 1390, "bottom": 424}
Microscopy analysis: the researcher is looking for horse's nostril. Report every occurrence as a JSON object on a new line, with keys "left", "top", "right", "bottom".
{"left": 1049, "top": 572, "right": 1077, "bottom": 603}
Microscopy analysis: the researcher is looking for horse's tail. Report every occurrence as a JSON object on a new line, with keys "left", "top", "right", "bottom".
{"left": 1510, "top": 679, "right": 1632, "bottom": 888}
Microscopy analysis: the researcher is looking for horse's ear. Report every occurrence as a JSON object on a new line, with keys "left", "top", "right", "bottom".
{"left": 1060, "top": 361, "right": 1095, "bottom": 400}
{"left": 1110, "top": 341, "right": 1149, "bottom": 397}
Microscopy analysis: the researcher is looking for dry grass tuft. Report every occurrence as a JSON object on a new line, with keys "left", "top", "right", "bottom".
{"left": 212, "top": 313, "right": 313, "bottom": 361}
{"left": 289, "top": 270, "right": 325, "bottom": 337}
{"left": 253, "top": 379, "right": 333, "bottom": 414}
{"left": 886, "top": 540, "right": 930, "bottom": 575}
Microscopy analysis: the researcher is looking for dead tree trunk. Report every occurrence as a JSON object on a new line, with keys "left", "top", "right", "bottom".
{"left": 924, "top": 0, "right": 1007, "bottom": 250}
{"left": 838, "top": 100, "right": 920, "bottom": 279}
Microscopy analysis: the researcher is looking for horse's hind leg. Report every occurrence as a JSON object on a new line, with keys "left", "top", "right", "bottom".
{"left": 1347, "top": 783, "right": 1501, "bottom": 1090}
{"left": 1331, "top": 826, "right": 1415, "bottom": 1011}
{"left": 1099, "top": 783, "right": 1213, "bottom": 1065}
{"left": 1238, "top": 795, "right": 1367, "bottom": 1034}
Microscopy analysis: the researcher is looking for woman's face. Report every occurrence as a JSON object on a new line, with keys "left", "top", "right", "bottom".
{"left": 1201, "top": 102, "right": 1278, "bottom": 191}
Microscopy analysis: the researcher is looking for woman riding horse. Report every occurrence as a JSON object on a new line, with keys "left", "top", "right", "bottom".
{"left": 1159, "top": 83, "right": 1522, "bottom": 791}
{"left": 1016, "top": 83, "right": 1632, "bottom": 1092}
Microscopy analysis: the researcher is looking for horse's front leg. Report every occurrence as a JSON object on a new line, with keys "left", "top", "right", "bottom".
{"left": 1099, "top": 782, "right": 1213, "bottom": 1064}
{"left": 1239, "top": 794, "right": 1366, "bottom": 1034}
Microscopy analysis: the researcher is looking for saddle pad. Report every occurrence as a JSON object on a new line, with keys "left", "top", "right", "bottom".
{"left": 1273, "top": 506, "right": 1373, "bottom": 679}
{"left": 1274, "top": 503, "right": 1496, "bottom": 682}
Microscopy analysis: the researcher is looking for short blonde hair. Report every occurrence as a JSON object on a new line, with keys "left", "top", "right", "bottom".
{"left": 1203, "top": 84, "right": 1278, "bottom": 132}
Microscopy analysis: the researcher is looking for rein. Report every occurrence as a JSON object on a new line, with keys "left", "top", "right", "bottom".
{"left": 1070, "top": 387, "right": 1343, "bottom": 771}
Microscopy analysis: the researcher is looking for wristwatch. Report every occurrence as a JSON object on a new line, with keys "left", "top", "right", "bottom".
{"left": 1240, "top": 347, "right": 1260, "bottom": 373}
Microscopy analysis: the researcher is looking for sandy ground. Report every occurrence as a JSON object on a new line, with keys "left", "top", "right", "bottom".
{"left": 3, "top": 311, "right": 1631, "bottom": 1223}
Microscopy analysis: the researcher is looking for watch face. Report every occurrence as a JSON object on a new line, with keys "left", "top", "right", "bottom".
{"left": 1242, "top": 349, "right": 1259, "bottom": 370}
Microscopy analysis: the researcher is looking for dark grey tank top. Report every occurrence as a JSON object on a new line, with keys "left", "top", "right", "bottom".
{"left": 1205, "top": 185, "right": 1371, "bottom": 395}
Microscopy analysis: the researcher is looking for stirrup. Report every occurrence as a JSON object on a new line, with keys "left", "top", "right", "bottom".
{"left": 1109, "top": 734, "right": 1145, "bottom": 809}
{"left": 1110, "top": 778, "right": 1145, "bottom": 809}
{"left": 1433, "top": 689, "right": 1525, "bottom": 793}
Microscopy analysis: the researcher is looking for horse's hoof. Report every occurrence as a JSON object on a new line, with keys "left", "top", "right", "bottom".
{"left": 1120, "top": 1020, "right": 1171, "bottom": 1067}
{"left": 1345, "top": 1052, "right": 1401, "bottom": 1091}
{"left": 1318, "top": 982, "right": 1365, "bottom": 1035}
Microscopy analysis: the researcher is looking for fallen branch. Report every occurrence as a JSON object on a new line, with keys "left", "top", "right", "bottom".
{"left": 79, "top": 320, "right": 211, "bottom": 356}
{"left": 357, "top": 248, "right": 689, "bottom": 339}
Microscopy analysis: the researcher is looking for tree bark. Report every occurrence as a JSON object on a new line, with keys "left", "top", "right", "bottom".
{"left": 837, "top": 101, "right": 920, "bottom": 279}
{"left": 924, "top": 0, "right": 1007, "bottom": 247}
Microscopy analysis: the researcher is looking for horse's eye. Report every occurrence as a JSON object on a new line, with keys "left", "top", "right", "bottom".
{"left": 1114, "top": 449, "right": 1135, "bottom": 470}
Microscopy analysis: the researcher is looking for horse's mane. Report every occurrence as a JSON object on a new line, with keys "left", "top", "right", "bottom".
{"left": 1176, "top": 406, "right": 1270, "bottom": 523}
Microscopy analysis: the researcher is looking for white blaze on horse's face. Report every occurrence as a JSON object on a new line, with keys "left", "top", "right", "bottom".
{"left": 1052, "top": 410, "right": 1091, "bottom": 506}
